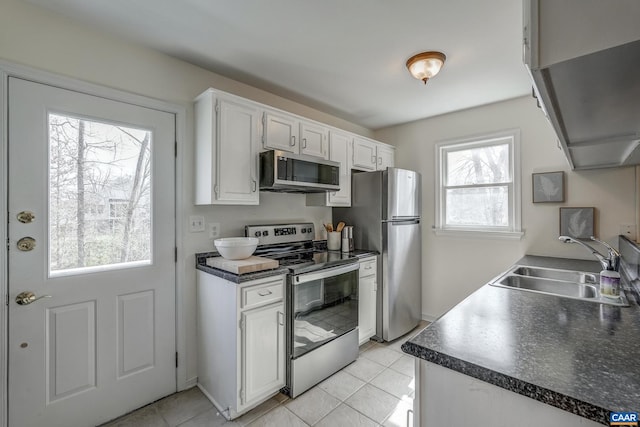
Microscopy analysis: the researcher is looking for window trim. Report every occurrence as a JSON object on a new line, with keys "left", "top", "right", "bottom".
{"left": 434, "top": 129, "right": 524, "bottom": 239}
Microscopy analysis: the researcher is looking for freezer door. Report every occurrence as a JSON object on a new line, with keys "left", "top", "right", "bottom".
{"left": 381, "top": 219, "right": 422, "bottom": 341}
{"left": 386, "top": 168, "right": 421, "bottom": 219}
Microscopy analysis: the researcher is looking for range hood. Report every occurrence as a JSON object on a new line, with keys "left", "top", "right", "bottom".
{"left": 530, "top": 39, "right": 640, "bottom": 169}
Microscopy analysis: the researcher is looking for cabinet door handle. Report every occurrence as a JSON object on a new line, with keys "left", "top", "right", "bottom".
{"left": 302, "top": 138, "right": 307, "bottom": 148}
{"left": 252, "top": 179, "right": 257, "bottom": 192}
{"left": 378, "top": 157, "right": 382, "bottom": 165}
{"left": 371, "top": 155, "right": 376, "bottom": 164}
{"left": 258, "top": 289, "right": 272, "bottom": 296}
{"left": 291, "top": 136, "right": 296, "bottom": 147}
{"left": 277, "top": 311, "right": 285, "bottom": 326}
{"left": 365, "top": 265, "right": 372, "bottom": 270}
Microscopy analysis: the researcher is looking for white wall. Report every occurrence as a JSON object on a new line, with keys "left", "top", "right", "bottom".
{"left": 0, "top": 0, "right": 370, "bottom": 387}
{"left": 374, "top": 96, "right": 636, "bottom": 320}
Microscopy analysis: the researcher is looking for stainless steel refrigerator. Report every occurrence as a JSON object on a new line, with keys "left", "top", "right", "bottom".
{"left": 334, "top": 168, "right": 422, "bottom": 342}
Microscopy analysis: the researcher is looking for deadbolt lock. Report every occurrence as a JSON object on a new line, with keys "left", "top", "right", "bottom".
{"left": 17, "top": 211, "right": 35, "bottom": 224}
{"left": 17, "top": 237, "right": 36, "bottom": 252}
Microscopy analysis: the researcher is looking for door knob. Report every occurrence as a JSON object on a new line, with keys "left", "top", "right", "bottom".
{"left": 15, "top": 291, "right": 51, "bottom": 305}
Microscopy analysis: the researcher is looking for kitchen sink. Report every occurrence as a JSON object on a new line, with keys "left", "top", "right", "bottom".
{"left": 511, "top": 266, "right": 598, "bottom": 284}
{"left": 490, "top": 265, "right": 629, "bottom": 306}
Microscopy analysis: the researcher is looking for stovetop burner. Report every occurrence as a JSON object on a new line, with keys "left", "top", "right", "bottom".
{"left": 247, "top": 223, "right": 358, "bottom": 274}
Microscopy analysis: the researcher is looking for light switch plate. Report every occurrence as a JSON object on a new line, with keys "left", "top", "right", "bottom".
{"left": 189, "top": 216, "right": 205, "bottom": 233}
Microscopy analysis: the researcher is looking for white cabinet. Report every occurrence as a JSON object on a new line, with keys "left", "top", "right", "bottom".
{"left": 263, "top": 110, "right": 298, "bottom": 153}
{"left": 306, "top": 130, "right": 352, "bottom": 207}
{"left": 376, "top": 144, "right": 395, "bottom": 170}
{"left": 263, "top": 110, "right": 328, "bottom": 159}
{"left": 194, "top": 90, "right": 260, "bottom": 205}
{"left": 241, "top": 302, "right": 285, "bottom": 405}
{"left": 352, "top": 137, "right": 378, "bottom": 171}
{"left": 352, "top": 137, "right": 395, "bottom": 172}
{"left": 358, "top": 256, "right": 377, "bottom": 345}
{"left": 416, "top": 360, "right": 602, "bottom": 427}
{"left": 197, "top": 272, "right": 286, "bottom": 420}
{"left": 300, "top": 121, "right": 328, "bottom": 158}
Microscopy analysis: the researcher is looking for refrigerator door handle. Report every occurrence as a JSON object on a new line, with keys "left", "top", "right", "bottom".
{"left": 382, "top": 219, "right": 420, "bottom": 225}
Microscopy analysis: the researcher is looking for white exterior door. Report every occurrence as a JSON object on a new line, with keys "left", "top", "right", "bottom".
{"left": 7, "top": 77, "right": 176, "bottom": 427}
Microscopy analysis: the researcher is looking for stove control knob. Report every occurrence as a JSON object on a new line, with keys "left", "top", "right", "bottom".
{"left": 254, "top": 231, "right": 262, "bottom": 237}
{"left": 263, "top": 231, "right": 269, "bottom": 236}
{"left": 300, "top": 227, "right": 306, "bottom": 233}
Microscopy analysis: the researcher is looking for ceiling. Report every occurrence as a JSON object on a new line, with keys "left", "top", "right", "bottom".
{"left": 24, "top": 0, "right": 533, "bottom": 130}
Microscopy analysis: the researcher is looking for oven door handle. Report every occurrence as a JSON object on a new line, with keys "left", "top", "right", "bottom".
{"left": 293, "top": 262, "right": 359, "bottom": 285}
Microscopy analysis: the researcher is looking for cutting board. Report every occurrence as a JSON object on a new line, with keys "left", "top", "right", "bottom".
{"left": 206, "top": 256, "right": 279, "bottom": 274}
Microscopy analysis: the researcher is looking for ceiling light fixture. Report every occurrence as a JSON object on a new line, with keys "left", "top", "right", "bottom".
{"left": 406, "top": 51, "right": 446, "bottom": 84}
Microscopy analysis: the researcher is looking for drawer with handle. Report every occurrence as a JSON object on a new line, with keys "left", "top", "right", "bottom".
{"left": 241, "top": 278, "right": 284, "bottom": 310}
{"left": 359, "top": 257, "right": 377, "bottom": 278}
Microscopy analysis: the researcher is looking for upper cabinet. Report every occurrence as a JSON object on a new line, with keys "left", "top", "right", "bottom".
{"left": 524, "top": 0, "right": 640, "bottom": 170}
{"left": 352, "top": 137, "right": 395, "bottom": 172}
{"left": 263, "top": 110, "right": 328, "bottom": 159}
{"left": 263, "top": 111, "right": 298, "bottom": 153}
{"left": 299, "top": 121, "right": 329, "bottom": 158}
{"left": 377, "top": 144, "right": 395, "bottom": 170}
{"left": 307, "top": 131, "right": 352, "bottom": 207}
{"left": 195, "top": 87, "right": 396, "bottom": 204}
{"left": 194, "top": 90, "right": 260, "bottom": 205}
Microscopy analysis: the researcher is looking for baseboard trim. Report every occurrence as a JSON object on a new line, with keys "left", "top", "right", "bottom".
{"left": 422, "top": 313, "right": 438, "bottom": 323}
{"left": 181, "top": 376, "right": 198, "bottom": 391}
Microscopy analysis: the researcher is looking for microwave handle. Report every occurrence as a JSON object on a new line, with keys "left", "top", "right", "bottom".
{"left": 293, "top": 262, "right": 359, "bottom": 285}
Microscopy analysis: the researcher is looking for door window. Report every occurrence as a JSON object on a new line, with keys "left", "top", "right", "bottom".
{"left": 48, "top": 113, "right": 152, "bottom": 275}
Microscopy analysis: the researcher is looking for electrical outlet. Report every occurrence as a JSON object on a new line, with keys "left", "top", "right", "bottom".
{"left": 189, "top": 215, "right": 205, "bottom": 232}
{"left": 619, "top": 224, "right": 637, "bottom": 240}
{"left": 209, "top": 223, "right": 220, "bottom": 239}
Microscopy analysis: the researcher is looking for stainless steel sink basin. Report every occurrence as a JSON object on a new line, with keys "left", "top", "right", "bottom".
{"left": 498, "top": 275, "right": 598, "bottom": 299}
{"left": 511, "top": 266, "right": 598, "bottom": 284}
{"left": 490, "top": 265, "right": 629, "bottom": 306}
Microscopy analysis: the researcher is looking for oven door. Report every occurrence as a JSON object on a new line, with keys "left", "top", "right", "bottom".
{"left": 290, "top": 262, "right": 359, "bottom": 359}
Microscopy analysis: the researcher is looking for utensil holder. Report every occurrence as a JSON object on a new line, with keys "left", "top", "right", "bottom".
{"left": 327, "top": 232, "right": 341, "bottom": 250}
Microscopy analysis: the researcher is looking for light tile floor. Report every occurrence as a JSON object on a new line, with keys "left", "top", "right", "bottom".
{"left": 101, "top": 322, "right": 427, "bottom": 427}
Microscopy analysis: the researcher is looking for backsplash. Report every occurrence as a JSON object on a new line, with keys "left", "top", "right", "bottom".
{"left": 618, "top": 235, "right": 640, "bottom": 303}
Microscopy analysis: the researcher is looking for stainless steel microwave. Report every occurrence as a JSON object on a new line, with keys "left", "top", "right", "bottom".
{"left": 260, "top": 150, "right": 340, "bottom": 193}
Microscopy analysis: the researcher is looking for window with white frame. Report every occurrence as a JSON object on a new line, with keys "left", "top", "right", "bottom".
{"left": 435, "top": 130, "right": 523, "bottom": 238}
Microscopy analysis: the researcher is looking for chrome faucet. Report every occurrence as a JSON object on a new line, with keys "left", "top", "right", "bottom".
{"left": 558, "top": 236, "right": 620, "bottom": 271}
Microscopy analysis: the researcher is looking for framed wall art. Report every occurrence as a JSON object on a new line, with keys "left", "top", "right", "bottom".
{"left": 559, "top": 207, "right": 595, "bottom": 239}
{"left": 532, "top": 171, "right": 564, "bottom": 203}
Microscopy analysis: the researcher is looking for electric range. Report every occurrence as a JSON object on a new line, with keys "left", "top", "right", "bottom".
{"left": 245, "top": 223, "right": 360, "bottom": 398}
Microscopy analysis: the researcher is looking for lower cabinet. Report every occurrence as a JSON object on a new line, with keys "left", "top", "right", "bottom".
{"left": 197, "top": 271, "right": 286, "bottom": 420}
{"left": 358, "top": 256, "right": 377, "bottom": 345}
{"left": 241, "top": 302, "right": 285, "bottom": 405}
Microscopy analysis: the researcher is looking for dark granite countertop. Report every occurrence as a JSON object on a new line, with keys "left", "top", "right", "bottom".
{"left": 402, "top": 255, "right": 640, "bottom": 425}
{"left": 195, "top": 251, "right": 290, "bottom": 283}
{"left": 195, "top": 245, "right": 378, "bottom": 284}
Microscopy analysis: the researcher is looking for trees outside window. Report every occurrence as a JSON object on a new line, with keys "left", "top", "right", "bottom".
{"left": 49, "top": 113, "right": 152, "bottom": 274}
{"left": 435, "top": 130, "right": 522, "bottom": 238}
